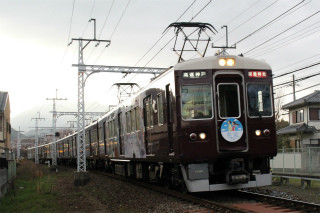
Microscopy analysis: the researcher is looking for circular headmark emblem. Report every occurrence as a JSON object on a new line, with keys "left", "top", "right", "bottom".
{"left": 220, "top": 118, "right": 243, "bottom": 142}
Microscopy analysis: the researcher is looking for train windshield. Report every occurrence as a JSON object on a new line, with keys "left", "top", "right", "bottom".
{"left": 247, "top": 84, "right": 272, "bottom": 117}
{"left": 218, "top": 83, "right": 240, "bottom": 118}
{"left": 181, "top": 84, "right": 213, "bottom": 120}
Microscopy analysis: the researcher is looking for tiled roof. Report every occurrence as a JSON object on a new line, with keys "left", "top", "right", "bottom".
{"left": 0, "top": 91, "right": 8, "bottom": 112}
{"left": 282, "top": 90, "right": 320, "bottom": 109}
{"left": 277, "top": 123, "right": 316, "bottom": 135}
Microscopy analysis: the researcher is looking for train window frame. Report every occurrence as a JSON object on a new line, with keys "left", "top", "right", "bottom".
{"left": 157, "top": 93, "right": 164, "bottom": 125}
{"left": 180, "top": 84, "right": 213, "bottom": 121}
{"left": 126, "top": 110, "right": 131, "bottom": 133}
{"left": 217, "top": 83, "right": 241, "bottom": 119}
{"left": 246, "top": 83, "right": 273, "bottom": 118}
{"left": 131, "top": 109, "right": 136, "bottom": 132}
{"left": 135, "top": 106, "right": 140, "bottom": 131}
{"left": 144, "top": 96, "right": 154, "bottom": 128}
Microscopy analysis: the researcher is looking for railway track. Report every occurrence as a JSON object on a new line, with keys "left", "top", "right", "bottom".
{"left": 238, "top": 190, "right": 320, "bottom": 213}
{"left": 91, "top": 170, "right": 320, "bottom": 213}
{"left": 92, "top": 170, "right": 249, "bottom": 213}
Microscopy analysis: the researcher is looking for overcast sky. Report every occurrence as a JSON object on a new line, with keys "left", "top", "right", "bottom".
{"left": 1, "top": 0, "right": 319, "bottom": 129}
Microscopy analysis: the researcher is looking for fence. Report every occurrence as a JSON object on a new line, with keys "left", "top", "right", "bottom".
{"left": 0, "top": 147, "right": 16, "bottom": 198}
{"left": 271, "top": 147, "right": 320, "bottom": 175}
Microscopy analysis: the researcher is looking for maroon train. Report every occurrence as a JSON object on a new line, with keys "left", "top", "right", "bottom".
{"left": 29, "top": 55, "right": 277, "bottom": 192}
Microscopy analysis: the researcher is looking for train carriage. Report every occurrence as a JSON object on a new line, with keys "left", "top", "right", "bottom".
{"left": 30, "top": 55, "right": 277, "bottom": 192}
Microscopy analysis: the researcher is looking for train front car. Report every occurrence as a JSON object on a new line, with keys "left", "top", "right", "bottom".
{"left": 175, "top": 55, "right": 277, "bottom": 192}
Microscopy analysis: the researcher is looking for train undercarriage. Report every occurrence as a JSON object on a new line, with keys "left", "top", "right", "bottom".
{"left": 48, "top": 155, "right": 272, "bottom": 192}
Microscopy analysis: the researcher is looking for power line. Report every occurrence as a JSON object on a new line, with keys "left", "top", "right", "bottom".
{"left": 248, "top": 22, "right": 320, "bottom": 58}
{"left": 244, "top": 11, "right": 320, "bottom": 55}
{"left": 81, "top": 0, "right": 97, "bottom": 37}
{"left": 273, "top": 53, "right": 320, "bottom": 74}
{"left": 91, "top": 0, "right": 130, "bottom": 63}
{"left": 133, "top": 0, "right": 198, "bottom": 67}
{"left": 233, "top": 0, "right": 306, "bottom": 46}
{"left": 275, "top": 82, "right": 320, "bottom": 100}
{"left": 214, "top": 0, "right": 277, "bottom": 44}
{"left": 143, "top": 0, "right": 213, "bottom": 67}
{"left": 274, "top": 72, "right": 320, "bottom": 89}
{"left": 67, "top": 0, "right": 76, "bottom": 43}
{"left": 98, "top": 0, "right": 115, "bottom": 39}
{"left": 109, "top": 0, "right": 130, "bottom": 40}
{"left": 273, "top": 61, "right": 320, "bottom": 79}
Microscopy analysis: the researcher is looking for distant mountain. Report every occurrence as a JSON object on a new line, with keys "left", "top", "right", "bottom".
{"left": 11, "top": 127, "right": 29, "bottom": 141}
{"left": 11, "top": 101, "right": 108, "bottom": 137}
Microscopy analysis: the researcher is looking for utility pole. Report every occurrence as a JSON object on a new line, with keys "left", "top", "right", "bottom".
{"left": 31, "top": 112, "right": 45, "bottom": 164}
{"left": 69, "top": 18, "right": 111, "bottom": 185}
{"left": 16, "top": 127, "right": 24, "bottom": 159}
{"left": 69, "top": 19, "right": 166, "bottom": 186}
{"left": 47, "top": 89, "right": 67, "bottom": 167}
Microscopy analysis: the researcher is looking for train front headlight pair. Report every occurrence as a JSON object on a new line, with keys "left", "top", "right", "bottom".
{"left": 189, "top": 132, "right": 207, "bottom": 141}
{"left": 255, "top": 129, "right": 271, "bottom": 137}
{"left": 219, "top": 58, "right": 235, "bottom": 66}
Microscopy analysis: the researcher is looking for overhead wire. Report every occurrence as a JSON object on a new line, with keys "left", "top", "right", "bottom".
{"left": 244, "top": 11, "right": 320, "bottom": 55}
{"left": 142, "top": 0, "right": 213, "bottom": 67}
{"left": 213, "top": 0, "right": 276, "bottom": 44}
{"left": 233, "top": 0, "right": 306, "bottom": 46}
{"left": 59, "top": 0, "right": 76, "bottom": 67}
{"left": 273, "top": 53, "right": 320, "bottom": 74}
{"left": 275, "top": 82, "right": 320, "bottom": 100}
{"left": 274, "top": 72, "right": 320, "bottom": 89}
{"left": 248, "top": 22, "right": 320, "bottom": 58}
{"left": 124, "top": 0, "right": 205, "bottom": 83}
{"left": 133, "top": 0, "right": 197, "bottom": 67}
{"left": 81, "top": 0, "right": 96, "bottom": 37}
{"left": 273, "top": 61, "right": 320, "bottom": 79}
{"left": 86, "top": 0, "right": 131, "bottom": 111}
{"left": 98, "top": 0, "right": 115, "bottom": 39}
{"left": 91, "top": 0, "right": 129, "bottom": 64}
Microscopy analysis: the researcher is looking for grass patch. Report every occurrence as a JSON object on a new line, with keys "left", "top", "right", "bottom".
{"left": 0, "top": 160, "right": 60, "bottom": 212}
{"left": 273, "top": 176, "right": 320, "bottom": 188}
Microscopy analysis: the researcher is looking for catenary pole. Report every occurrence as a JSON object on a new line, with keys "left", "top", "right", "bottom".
{"left": 31, "top": 112, "right": 45, "bottom": 164}
{"left": 47, "top": 89, "right": 67, "bottom": 167}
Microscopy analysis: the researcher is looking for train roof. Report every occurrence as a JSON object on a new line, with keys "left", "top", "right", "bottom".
{"left": 174, "top": 55, "right": 271, "bottom": 71}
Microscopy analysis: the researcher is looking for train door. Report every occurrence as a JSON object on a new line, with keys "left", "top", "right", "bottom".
{"left": 143, "top": 96, "right": 153, "bottom": 154}
{"left": 165, "top": 84, "right": 174, "bottom": 153}
{"left": 214, "top": 72, "right": 248, "bottom": 152}
{"left": 117, "top": 112, "right": 123, "bottom": 155}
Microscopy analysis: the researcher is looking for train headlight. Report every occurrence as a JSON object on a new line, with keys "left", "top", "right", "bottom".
{"left": 199, "top": 133, "right": 207, "bottom": 140}
{"left": 227, "top": 58, "right": 235, "bottom": 66}
{"left": 219, "top": 58, "right": 235, "bottom": 66}
{"left": 219, "top": 58, "right": 227, "bottom": 66}
{"left": 255, "top": 130, "right": 262, "bottom": 136}
{"left": 263, "top": 129, "right": 270, "bottom": 136}
{"left": 190, "top": 133, "right": 197, "bottom": 140}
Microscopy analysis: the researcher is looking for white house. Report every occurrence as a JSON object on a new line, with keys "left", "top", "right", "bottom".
{"left": 277, "top": 90, "right": 320, "bottom": 148}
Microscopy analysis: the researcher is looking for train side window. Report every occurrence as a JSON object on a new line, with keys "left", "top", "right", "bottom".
{"left": 149, "top": 98, "right": 153, "bottom": 127}
{"left": 157, "top": 93, "right": 164, "bottom": 125}
{"left": 247, "top": 84, "right": 272, "bottom": 117}
{"left": 135, "top": 107, "right": 140, "bottom": 131}
{"left": 131, "top": 109, "right": 136, "bottom": 132}
{"left": 218, "top": 83, "right": 240, "bottom": 118}
{"left": 126, "top": 111, "right": 131, "bottom": 133}
{"left": 111, "top": 120, "right": 115, "bottom": 137}
{"left": 181, "top": 84, "right": 213, "bottom": 120}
